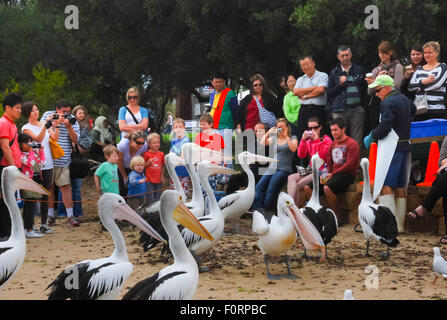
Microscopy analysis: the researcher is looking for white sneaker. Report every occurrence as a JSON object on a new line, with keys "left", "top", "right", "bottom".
{"left": 25, "top": 230, "right": 44, "bottom": 238}
{"left": 40, "top": 224, "right": 54, "bottom": 234}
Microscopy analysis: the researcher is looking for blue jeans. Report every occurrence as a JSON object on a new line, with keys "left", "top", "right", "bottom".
{"left": 58, "top": 177, "right": 83, "bottom": 217}
{"left": 146, "top": 182, "right": 162, "bottom": 204}
{"left": 252, "top": 169, "right": 289, "bottom": 211}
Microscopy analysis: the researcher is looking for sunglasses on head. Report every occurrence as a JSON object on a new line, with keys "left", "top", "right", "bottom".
{"left": 134, "top": 140, "right": 145, "bottom": 145}
{"left": 128, "top": 95, "right": 139, "bottom": 100}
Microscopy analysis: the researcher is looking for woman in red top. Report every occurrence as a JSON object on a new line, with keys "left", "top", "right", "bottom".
{"left": 237, "top": 74, "right": 282, "bottom": 131}
{"left": 287, "top": 117, "right": 332, "bottom": 207}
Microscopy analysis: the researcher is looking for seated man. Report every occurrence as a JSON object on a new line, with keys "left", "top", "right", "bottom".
{"left": 305, "top": 117, "right": 359, "bottom": 224}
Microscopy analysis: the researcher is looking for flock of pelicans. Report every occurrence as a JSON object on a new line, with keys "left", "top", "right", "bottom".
{"left": 0, "top": 143, "right": 447, "bottom": 300}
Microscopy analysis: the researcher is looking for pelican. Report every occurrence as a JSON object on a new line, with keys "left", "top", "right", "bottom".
{"left": 139, "top": 144, "right": 231, "bottom": 253}
{"left": 181, "top": 160, "right": 238, "bottom": 271}
{"left": 358, "top": 158, "right": 399, "bottom": 258}
{"left": 219, "top": 151, "right": 277, "bottom": 233}
{"left": 123, "top": 190, "right": 214, "bottom": 300}
{"left": 302, "top": 154, "right": 338, "bottom": 258}
{"left": 252, "top": 192, "right": 324, "bottom": 279}
{"left": 46, "top": 193, "right": 165, "bottom": 300}
{"left": 0, "top": 166, "right": 49, "bottom": 292}
{"left": 432, "top": 247, "right": 447, "bottom": 285}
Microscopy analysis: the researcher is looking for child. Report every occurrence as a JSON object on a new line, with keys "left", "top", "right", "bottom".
{"left": 94, "top": 145, "right": 120, "bottom": 195}
{"left": 194, "top": 113, "right": 225, "bottom": 153}
{"left": 169, "top": 118, "right": 191, "bottom": 198}
{"left": 127, "top": 156, "right": 147, "bottom": 210}
{"left": 143, "top": 133, "right": 166, "bottom": 203}
{"left": 18, "top": 133, "right": 45, "bottom": 238}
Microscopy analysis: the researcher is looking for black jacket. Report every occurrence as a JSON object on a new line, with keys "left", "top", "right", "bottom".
{"left": 327, "top": 63, "right": 367, "bottom": 113}
{"left": 237, "top": 93, "right": 282, "bottom": 130}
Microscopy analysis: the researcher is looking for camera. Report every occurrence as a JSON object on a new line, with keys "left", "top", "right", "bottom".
{"left": 277, "top": 127, "right": 282, "bottom": 132}
{"left": 52, "top": 113, "right": 59, "bottom": 120}
{"left": 64, "top": 114, "right": 77, "bottom": 124}
{"left": 28, "top": 142, "right": 42, "bottom": 149}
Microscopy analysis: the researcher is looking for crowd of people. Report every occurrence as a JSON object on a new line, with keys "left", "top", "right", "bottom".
{"left": 0, "top": 40, "right": 446, "bottom": 245}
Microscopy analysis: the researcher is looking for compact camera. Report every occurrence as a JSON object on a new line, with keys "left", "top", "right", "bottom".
{"left": 28, "top": 142, "right": 42, "bottom": 149}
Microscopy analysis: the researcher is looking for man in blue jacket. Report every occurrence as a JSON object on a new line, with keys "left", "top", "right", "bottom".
{"left": 364, "top": 75, "right": 416, "bottom": 233}
{"left": 327, "top": 45, "right": 367, "bottom": 148}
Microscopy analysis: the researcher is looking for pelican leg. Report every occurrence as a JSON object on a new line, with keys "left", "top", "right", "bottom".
{"left": 190, "top": 250, "right": 209, "bottom": 273}
{"left": 365, "top": 240, "right": 372, "bottom": 257}
{"left": 432, "top": 274, "right": 438, "bottom": 285}
{"left": 263, "top": 255, "right": 280, "bottom": 280}
{"left": 283, "top": 255, "right": 300, "bottom": 280}
{"left": 299, "top": 248, "right": 309, "bottom": 259}
{"left": 379, "top": 246, "right": 390, "bottom": 259}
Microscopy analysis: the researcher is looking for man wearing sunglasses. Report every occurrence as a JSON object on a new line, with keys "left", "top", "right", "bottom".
{"left": 364, "top": 75, "right": 416, "bottom": 233}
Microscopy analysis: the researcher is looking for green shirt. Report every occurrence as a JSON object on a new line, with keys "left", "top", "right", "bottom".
{"left": 95, "top": 162, "right": 119, "bottom": 194}
{"left": 283, "top": 91, "right": 301, "bottom": 124}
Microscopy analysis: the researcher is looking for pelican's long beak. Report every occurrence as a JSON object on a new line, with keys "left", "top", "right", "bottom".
{"left": 183, "top": 144, "right": 234, "bottom": 164}
{"left": 251, "top": 154, "right": 278, "bottom": 165}
{"left": 16, "top": 172, "right": 49, "bottom": 195}
{"left": 115, "top": 202, "right": 167, "bottom": 244}
{"left": 208, "top": 163, "right": 240, "bottom": 176}
{"left": 173, "top": 202, "right": 214, "bottom": 241}
{"left": 285, "top": 205, "right": 325, "bottom": 254}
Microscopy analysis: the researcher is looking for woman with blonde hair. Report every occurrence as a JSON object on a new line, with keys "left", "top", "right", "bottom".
{"left": 118, "top": 87, "right": 149, "bottom": 138}
{"left": 408, "top": 41, "right": 447, "bottom": 121}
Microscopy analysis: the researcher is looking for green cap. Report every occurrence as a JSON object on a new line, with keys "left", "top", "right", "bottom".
{"left": 368, "top": 74, "right": 395, "bottom": 89}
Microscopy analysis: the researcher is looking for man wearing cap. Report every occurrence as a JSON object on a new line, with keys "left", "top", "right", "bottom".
{"left": 364, "top": 75, "right": 416, "bottom": 233}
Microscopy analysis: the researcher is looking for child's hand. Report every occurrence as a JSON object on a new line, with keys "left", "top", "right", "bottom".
{"left": 139, "top": 178, "right": 147, "bottom": 184}
{"left": 146, "top": 158, "right": 153, "bottom": 166}
{"left": 96, "top": 188, "right": 102, "bottom": 195}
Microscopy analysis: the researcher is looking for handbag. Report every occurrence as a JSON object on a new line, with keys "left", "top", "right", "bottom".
{"left": 414, "top": 93, "right": 428, "bottom": 115}
{"left": 49, "top": 137, "right": 65, "bottom": 159}
{"left": 70, "top": 144, "right": 90, "bottom": 178}
{"left": 254, "top": 97, "right": 277, "bottom": 128}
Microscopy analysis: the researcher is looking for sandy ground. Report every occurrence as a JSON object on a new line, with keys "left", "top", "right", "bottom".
{"left": 1, "top": 175, "right": 446, "bottom": 301}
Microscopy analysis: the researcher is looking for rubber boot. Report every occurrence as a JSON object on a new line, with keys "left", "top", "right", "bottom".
{"left": 395, "top": 197, "right": 407, "bottom": 233}
{"left": 378, "top": 194, "right": 398, "bottom": 229}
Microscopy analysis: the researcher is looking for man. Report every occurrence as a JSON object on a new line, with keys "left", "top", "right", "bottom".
{"left": 0, "top": 93, "right": 22, "bottom": 239}
{"left": 364, "top": 75, "right": 416, "bottom": 233}
{"left": 41, "top": 100, "right": 80, "bottom": 227}
{"left": 327, "top": 45, "right": 367, "bottom": 148}
{"left": 322, "top": 117, "right": 360, "bottom": 224}
{"left": 293, "top": 56, "right": 329, "bottom": 139}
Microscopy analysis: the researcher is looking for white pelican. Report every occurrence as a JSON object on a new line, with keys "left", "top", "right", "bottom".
{"left": 358, "top": 158, "right": 399, "bottom": 258}
{"left": 219, "top": 151, "right": 277, "bottom": 232}
{"left": 432, "top": 247, "right": 447, "bottom": 284}
{"left": 165, "top": 152, "right": 187, "bottom": 201}
{"left": 122, "top": 190, "right": 214, "bottom": 300}
{"left": 0, "top": 166, "right": 49, "bottom": 292}
{"left": 302, "top": 154, "right": 338, "bottom": 258}
{"left": 138, "top": 144, "right": 229, "bottom": 253}
{"left": 46, "top": 193, "right": 165, "bottom": 300}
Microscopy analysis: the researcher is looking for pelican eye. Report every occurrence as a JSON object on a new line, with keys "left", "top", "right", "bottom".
{"left": 286, "top": 201, "right": 292, "bottom": 206}
{"left": 118, "top": 200, "right": 123, "bottom": 203}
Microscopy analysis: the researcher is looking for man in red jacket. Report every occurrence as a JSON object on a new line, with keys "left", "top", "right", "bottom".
{"left": 323, "top": 117, "right": 360, "bottom": 224}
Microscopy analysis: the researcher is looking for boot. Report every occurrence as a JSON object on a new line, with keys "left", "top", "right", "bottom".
{"left": 395, "top": 197, "right": 407, "bottom": 233}
{"left": 378, "top": 194, "right": 399, "bottom": 230}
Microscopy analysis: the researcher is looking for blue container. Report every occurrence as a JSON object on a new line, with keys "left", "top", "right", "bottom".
{"left": 410, "top": 119, "right": 447, "bottom": 138}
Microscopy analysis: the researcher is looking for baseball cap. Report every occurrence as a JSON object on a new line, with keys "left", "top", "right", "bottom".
{"left": 368, "top": 74, "right": 395, "bottom": 89}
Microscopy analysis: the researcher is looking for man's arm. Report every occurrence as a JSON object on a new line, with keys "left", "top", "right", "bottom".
{"left": 293, "top": 86, "right": 317, "bottom": 98}
{"left": 0, "top": 138, "right": 15, "bottom": 166}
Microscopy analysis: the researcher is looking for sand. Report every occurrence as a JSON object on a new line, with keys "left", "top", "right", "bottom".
{"left": 0, "top": 175, "right": 446, "bottom": 301}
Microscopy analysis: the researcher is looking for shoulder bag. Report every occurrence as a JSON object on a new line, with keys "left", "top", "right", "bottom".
{"left": 49, "top": 137, "right": 65, "bottom": 159}
{"left": 254, "top": 97, "right": 277, "bottom": 128}
{"left": 414, "top": 92, "right": 428, "bottom": 115}
{"left": 70, "top": 144, "right": 90, "bottom": 178}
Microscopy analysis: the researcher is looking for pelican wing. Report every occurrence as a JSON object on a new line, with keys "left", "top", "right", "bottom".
{"left": 139, "top": 209, "right": 168, "bottom": 252}
{"left": 78, "top": 261, "right": 133, "bottom": 300}
{"left": 252, "top": 210, "right": 269, "bottom": 235}
{"left": 371, "top": 206, "right": 399, "bottom": 247}
{"left": 0, "top": 246, "right": 18, "bottom": 289}
{"left": 218, "top": 192, "right": 241, "bottom": 211}
{"left": 434, "top": 257, "right": 447, "bottom": 276}
{"left": 47, "top": 261, "right": 91, "bottom": 300}
{"left": 123, "top": 271, "right": 187, "bottom": 300}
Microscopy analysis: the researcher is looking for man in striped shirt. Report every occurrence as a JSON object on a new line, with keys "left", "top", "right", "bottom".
{"left": 41, "top": 100, "right": 80, "bottom": 227}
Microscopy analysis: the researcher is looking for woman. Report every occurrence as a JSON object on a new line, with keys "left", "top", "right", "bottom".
{"left": 237, "top": 74, "right": 282, "bottom": 131}
{"left": 408, "top": 41, "right": 447, "bottom": 121}
{"left": 252, "top": 118, "right": 298, "bottom": 213}
{"left": 90, "top": 116, "right": 114, "bottom": 162}
{"left": 21, "top": 101, "right": 57, "bottom": 234}
{"left": 408, "top": 136, "right": 447, "bottom": 244}
{"left": 287, "top": 117, "right": 332, "bottom": 207}
{"left": 366, "top": 41, "right": 404, "bottom": 129}
{"left": 118, "top": 87, "right": 149, "bottom": 139}
{"left": 283, "top": 73, "right": 301, "bottom": 137}
{"left": 57, "top": 105, "right": 91, "bottom": 218}
{"left": 117, "top": 130, "right": 148, "bottom": 197}
{"left": 400, "top": 44, "right": 426, "bottom": 100}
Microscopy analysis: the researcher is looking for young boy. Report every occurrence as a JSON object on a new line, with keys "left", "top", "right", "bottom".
{"left": 194, "top": 113, "right": 225, "bottom": 153}
{"left": 127, "top": 155, "right": 147, "bottom": 210}
{"left": 170, "top": 118, "right": 191, "bottom": 198}
{"left": 94, "top": 145, "right": 120, "bottom": 195}
{"left": 143, "top": 133, "right": 166, "bottom": 203}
